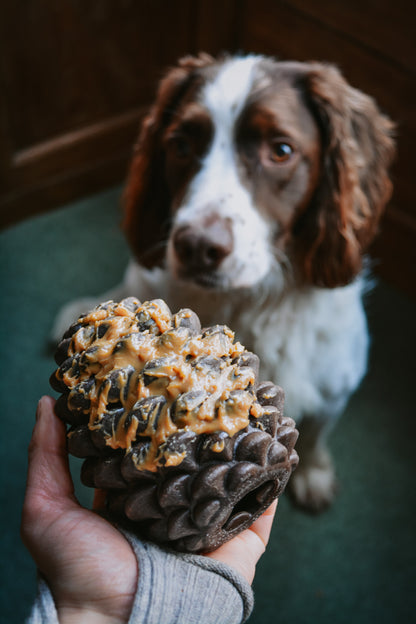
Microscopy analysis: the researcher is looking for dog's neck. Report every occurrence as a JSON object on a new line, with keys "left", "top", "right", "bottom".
{"left": 164, "top": 266, "right": 295, "bottom": 330}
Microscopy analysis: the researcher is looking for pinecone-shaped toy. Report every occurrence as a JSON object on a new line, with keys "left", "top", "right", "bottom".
{"left": 50, "top": 297, "right": 298, "bottom": 553}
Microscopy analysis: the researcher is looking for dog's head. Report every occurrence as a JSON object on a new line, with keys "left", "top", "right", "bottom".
{"left": 124, "top": 54, "right": 395, "bottom": 291}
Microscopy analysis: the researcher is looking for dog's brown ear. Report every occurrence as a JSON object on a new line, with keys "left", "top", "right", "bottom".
{"left": 295, "top": 63, "right": 395, "bottom": 287}
{"left": 123, "top": 53, "right": 215, "bottom": 267}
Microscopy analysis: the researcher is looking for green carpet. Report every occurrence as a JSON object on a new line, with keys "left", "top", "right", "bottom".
{"left": 0, "top": 187, "right": 415, "bottom": 623}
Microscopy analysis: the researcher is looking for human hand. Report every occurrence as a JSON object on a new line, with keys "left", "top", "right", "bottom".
{"left": 22, "top": 396, "right": 277, "bottom": 623}
{"left": 207, "top": 499, "right": 277, "bottom": 584}
{"left": 21, "top": 396, "right": 138, "bottom": 624}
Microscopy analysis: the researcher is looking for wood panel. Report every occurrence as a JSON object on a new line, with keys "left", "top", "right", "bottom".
{"left": 193, "top": 0, "right": 242, "bottom": 53}
{"left": 284, "top": 0, "right": 415, "bottom": 73}
{"left": 0, "top": 0, "right": 247, "bottom": 229}
{"left": 0, "top": 0, "right": 195, "bottom": 227}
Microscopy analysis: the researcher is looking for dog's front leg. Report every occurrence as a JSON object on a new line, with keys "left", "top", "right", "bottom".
{"left": 288, "top": 413, "right": 338, "bottom": 512}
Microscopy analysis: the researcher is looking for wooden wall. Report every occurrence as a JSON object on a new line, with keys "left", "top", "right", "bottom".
{"left": 1, "top": 0, "right": 414, "bottom": 295}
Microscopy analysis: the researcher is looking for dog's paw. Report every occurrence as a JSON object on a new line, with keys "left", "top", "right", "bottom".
{"left": 289, "top": 450, "right": 338, "bottom": 512}
{"left": 51, "top": 297, "right": 99, "bottom": 344}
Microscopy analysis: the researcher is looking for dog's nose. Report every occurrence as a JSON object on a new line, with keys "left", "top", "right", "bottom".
{"left": 173, "top": 217, "right": 233, "bottom": 272}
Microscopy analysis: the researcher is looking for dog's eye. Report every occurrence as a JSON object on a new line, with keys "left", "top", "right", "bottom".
{"left": 169, "top": 135, "right": 192, "bottom": 160}
{"left": 270, "top": 141, "right": 293, "bottom": 163}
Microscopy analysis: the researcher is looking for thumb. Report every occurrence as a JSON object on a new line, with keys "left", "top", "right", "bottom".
{"left": 22, "top": 396, "right": 76, "bottom": 541}
{"left": 207, "top": 500, "right": 278, "bottom": 584}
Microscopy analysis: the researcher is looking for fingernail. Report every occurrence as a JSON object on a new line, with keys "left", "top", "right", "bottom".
{"left": 35, "top": 398, "right": 43, "bottom": 422}
{"left": 36, "top": 396, "right": 51, "bottom": 422}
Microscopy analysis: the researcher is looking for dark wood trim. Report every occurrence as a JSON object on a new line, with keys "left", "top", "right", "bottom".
{"left": 0, "top": 153, "right": 128, "bottom": 231}
{"left": 279, "top": 0, "right": 416, "bottom": 74}
{"left": 0, "top": 109, "right": 144, "bottom": 228}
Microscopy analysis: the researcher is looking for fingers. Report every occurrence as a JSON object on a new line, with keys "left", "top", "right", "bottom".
{"left": 248, "top": 499, "right": 277, "bottom": 548}
{"left": 27, "top": 396, "right": 74, "bottom": 500}
{"left": 207, "top": 500, "right": 278, "bottom": 584}
{"left": 22, "top": 396, "right": 76, "bottom": 539}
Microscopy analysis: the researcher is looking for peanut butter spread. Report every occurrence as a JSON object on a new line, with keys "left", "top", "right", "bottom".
{"left": 59, "top": 298, "right": 264, "bottom": 472}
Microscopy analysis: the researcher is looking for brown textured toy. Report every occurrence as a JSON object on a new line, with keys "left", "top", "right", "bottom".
{"left": 50, "top": 297, "right": 298, "bottom": 553}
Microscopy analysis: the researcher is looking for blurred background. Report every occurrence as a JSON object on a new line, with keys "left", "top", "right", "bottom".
{"left": 0, "top": 1, "right": 415, "bottom": 622}
{"left": 1, "top": 0, "right": 415, "bottom": 295}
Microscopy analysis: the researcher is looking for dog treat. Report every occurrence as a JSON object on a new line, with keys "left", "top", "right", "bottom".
{"left": 50, "top": 297, "right": 298, "bottom": 553}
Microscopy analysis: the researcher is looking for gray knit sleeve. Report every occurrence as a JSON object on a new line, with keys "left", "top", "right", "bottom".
{"left": 124, "top": 532, "right": 254, "bottom": 624}
{"left": 26, "top": 534, "right": 254, "bottom": 624}
{"left": 26, "top": 575, "right": 59, "bottom": 624}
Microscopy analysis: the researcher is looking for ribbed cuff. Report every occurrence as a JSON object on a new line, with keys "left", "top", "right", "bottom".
{"left": 26, "top": 573, "right": 59, "bottom": 624}
{"left": 124, "top": 532, "right": 254, "bottom": 624}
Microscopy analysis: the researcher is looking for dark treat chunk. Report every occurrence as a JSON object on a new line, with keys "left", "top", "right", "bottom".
{"left": 192, "top": 355, "right": 224, "bottom": 374}
{"left": 172, "top": 308, "right": 201, "bottom": 335}
{"left": 171, "top": 391, "right": 206, "bottom": 426}
{"left": 105, "top": 366, "right": 135, "bottom": 403}
{"left": 125, "top": 485, "right": 163, "bottom": 521}
{"left": 235, "top": 430, "right": 275, "bottom": 466}
{"left": 129, "top": 396, "right": 167, "bottom": 434}
{"left": 121, "top": 297, "right": 142, "bottom": 313}
{"left": 121, "top": 443, "right": 153, "bottom": 482}
{"left": 199, "top": 431, "right": 235, "bottom": 463}
{"left": 256, "top": 381, "right": 284, "bottom": 410}
{"left": 157, "top": 431, "right": 199, "bottom": 472}
{"left": 50, "top": 297, "right": 298, "bottom": 553}
{"left": 81, "top": 456, "right": 126, "bottom": 490}
{"left": 67, "top": 377, "right": 95, "bottom": 411}
{"left": 67, "top": 425, "right": 101, "bottom": 458}
{"left": 54, "top": 394, "right": 86, "bottom": 426}
{"left": 135, "top": 298, "right": 171, "bottom": 334}
{"left": 54, "top": 337, "right": 73, "bottom": 365}
{"left": 62, "top": 321, "right": 84, "bottom": 341}
{"left": 142, "top": 357, "right": 177, "bottom": 386}
{"left": 255, "top": 405, "right": 280, "bottom": 437}
{"left": 232, "top": 352, "right": 260, "bottom": 382}
{"left": 97, "top": 322, "right": 111, "bottom": 339}
{"left": 158, "top": 474, "right": 190, "bottom": 508}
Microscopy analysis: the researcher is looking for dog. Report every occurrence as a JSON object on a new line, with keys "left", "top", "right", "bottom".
{"left": 53, "top": 53, "right": 395, "bottom": 511}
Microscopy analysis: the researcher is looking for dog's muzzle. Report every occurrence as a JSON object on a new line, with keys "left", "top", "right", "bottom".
{"left": 172, "top": 215, "right": 233, "bottom": 286}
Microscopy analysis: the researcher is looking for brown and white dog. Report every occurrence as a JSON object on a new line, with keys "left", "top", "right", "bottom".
{"left": 53, "top": 54, "right": 395, "bottom": 511}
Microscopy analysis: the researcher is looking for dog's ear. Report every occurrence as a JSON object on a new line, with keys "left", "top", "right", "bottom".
{"left": 295, "top": 63, "right": 395, "bottom": 287}
{"left": 123, "top": 53, "right": 215, "bottom": 267}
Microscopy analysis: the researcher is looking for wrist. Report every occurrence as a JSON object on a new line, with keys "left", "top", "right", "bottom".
{"left": 58, "top": 606, "right": 128, "bottom": 624}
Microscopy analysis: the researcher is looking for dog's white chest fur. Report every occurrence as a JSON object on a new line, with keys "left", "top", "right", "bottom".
{"left": 239, "top": 282, "right": 369, "bottom": 422}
